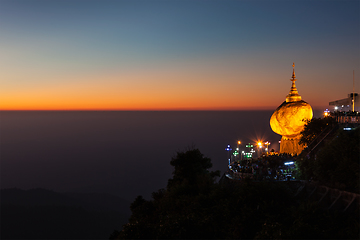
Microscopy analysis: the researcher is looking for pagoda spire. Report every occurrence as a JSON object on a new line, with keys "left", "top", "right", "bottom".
{"left": 286, "top": 63, "right": 302, "bottom": 102}
{"left": 292, "top": 62, "right": 296, "bottom": 79}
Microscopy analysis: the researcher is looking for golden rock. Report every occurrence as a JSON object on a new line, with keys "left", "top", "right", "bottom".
{"left": 270, "top": 63, "right": 313, "bottom": 155}
{"left": 270, "top": 100, "right": 313, "bottom": 138}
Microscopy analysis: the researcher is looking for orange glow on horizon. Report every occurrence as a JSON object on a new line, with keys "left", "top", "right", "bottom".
{"left": 0, "top": 104, "right": 278, "bottom": 111}
{"left": 0, "top": 61, "right": 334, "bottom": 111}
{"left": 0, "top": 96, "right": 279, "bottom": 111}
{"left": 0, "top": 73, "right": 281, "bottom": 111}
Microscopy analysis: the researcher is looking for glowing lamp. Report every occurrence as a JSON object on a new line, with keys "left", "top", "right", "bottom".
{"left": 225, "top": 145, "right": 232, "bottom": 151}
{"left": 323, "top": 109, "right": 330, "bottom": 117}
{"left": 284, "top": 161, "right": 294, "bottom": 165}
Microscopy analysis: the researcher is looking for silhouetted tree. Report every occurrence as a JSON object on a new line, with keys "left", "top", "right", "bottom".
{"left": 299, "top": 117, "right": 336, "bottom": 146}
{"left": 167, "top": 148, "right": 220, "bottom": 192}
{"left": 117, "top": 148, "right": 221, "bottom": 239}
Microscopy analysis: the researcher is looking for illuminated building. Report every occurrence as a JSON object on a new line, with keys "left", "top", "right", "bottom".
{"left": 329, "top": 70, "right": 359, "bottom": 112}
{"left": 329, "top": 93, "right": 359, "bottom": 112}
{"left": 270, "top": 63, "right": 313, "bottom": 155}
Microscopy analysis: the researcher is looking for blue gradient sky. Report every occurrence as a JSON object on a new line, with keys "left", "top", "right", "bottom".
{"left": 1, "top": 0, "right": 359, "bottom": 110}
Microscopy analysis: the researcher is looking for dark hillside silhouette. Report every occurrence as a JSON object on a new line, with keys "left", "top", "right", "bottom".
{"left": 114, "top": 148, "right": 359, "bottom": 239}
{"left": 0, "top": 188, "right": 131, "bottom": 239}
{"left": 298, "top": 126, "right": 360, "bottom": 192}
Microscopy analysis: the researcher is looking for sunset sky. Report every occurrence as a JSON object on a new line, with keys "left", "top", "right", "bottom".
{"left": 1, "top": 0, "right": 359, "bottom": 110}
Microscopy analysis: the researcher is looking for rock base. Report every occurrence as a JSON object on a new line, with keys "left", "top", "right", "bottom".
{"left": 280, "top": 135, "right": 304, "bottom": 155}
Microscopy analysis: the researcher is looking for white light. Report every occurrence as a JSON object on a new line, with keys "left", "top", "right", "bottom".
{"left": 343, "top": 128, "right": 352, "bottom": 131}
{"left": 284, "top": 161, "right": 294, "bottom": 165}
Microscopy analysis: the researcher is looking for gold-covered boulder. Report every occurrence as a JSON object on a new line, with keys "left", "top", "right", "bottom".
{"left": 270, "top": 100, "right": 313, "bottom": 138}
{"left": 269, "top": 63, "right": 313, "bottom": 154}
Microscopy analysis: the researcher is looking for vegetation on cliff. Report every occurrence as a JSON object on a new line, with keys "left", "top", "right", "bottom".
{"left": 299, "top": 116, "right": 336, "bottom": 146}
{"left": 112, "top": 148, "right": 359, "bottom": 239}
{"left": 298, "top": 126, "right": 360, "bottom": 193}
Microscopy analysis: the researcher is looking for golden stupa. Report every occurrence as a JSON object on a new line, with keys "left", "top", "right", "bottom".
{"left": 270, "top": 63, "right": 313, "bottom": 155}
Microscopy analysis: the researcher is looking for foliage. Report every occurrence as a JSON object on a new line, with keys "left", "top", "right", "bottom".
{"left": 299, "top": 117, "right": 336, "bottom": 146}
{"left": 167, "top": 148, "right": 220, "bottom": 191}
{"left": 298, "top": 127, "right": 360, "bottom": 192}
{"left": 313, "top": 127, "right": 360, "bottom": 191}
{"left": 255, "top": 201, "right": 359, "bottom": 239}
{"left": 114, "top": 148, "right": 359, "bottom": 239}
{"left": 118, "top": 183, "right": 294, "bottom": 239}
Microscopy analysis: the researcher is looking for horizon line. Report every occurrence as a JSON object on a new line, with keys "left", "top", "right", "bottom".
{"left": 0, "top": 107, "right": 328, "bottom": 111}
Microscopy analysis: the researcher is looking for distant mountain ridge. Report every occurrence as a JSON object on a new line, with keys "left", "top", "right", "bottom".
{"left": 1, "top": 188, "right": 131, "bottom": 239}
{"left": 1, "top": 188, "right": 131, "bottom": 214}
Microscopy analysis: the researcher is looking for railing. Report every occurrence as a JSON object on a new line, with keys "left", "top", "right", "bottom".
{"left": 225, "top": 171, "right": 253, "bottom": 180}
{"left": 222, "top": 172, "right": 359, "bottom": 213}
{"left": 335, "top": 115, "right": 360, "bottom": 123}
{"left": 331, "top": 111, "right": 360, "bottom": 124}
{"left": 295, "top": 181, "right": 360, "bottom": 213}
{"left": 302, "top": 124, "right": 339, "bottom": 158}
